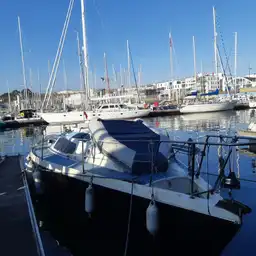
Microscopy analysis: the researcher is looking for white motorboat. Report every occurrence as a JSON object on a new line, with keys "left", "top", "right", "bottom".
{"left": 39, "top": 103, "right": 150, "bottom": 125}
{"left": 88, "top": 103, "right": 150, "bottom": 120}
{"left": 25, "top": 119, "right": 251, "bottom": 255}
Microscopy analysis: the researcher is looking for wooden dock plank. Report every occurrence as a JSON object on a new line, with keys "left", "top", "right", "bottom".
{"left": 0, "top": 156, "right": 38, "bottom": 256}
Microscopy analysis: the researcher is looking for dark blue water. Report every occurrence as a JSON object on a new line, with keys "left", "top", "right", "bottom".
{"left": 2, "top": 109, "right": 256, "bottom": 255}
{"left": 147, "top": 110, "right": 256, "bottom": 256}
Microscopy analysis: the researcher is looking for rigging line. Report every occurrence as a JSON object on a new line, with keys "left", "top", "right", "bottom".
{"left": 129, "top": 44, "right": 141, "bottom": 103}
{"left": 45, "top": 0, "right": 75, "bottom": 109}
{"left": 123, "top": 179, "right": 134, "bottom": 256}
{"left": 92, "top": 0, "right": 105, "bottom": 31}
{"left": 215, "top": 14, "right": 233, "bottom": 77}
{"left": 217, "top": 44, "right": 229, "bottom": 85}
{"left": 41, "top": 0, "right": 74, "bottom": 110}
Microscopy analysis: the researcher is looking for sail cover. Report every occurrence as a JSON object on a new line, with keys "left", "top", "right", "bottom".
{"left": 89, "top": 119, "right": 169, "bottom": 175}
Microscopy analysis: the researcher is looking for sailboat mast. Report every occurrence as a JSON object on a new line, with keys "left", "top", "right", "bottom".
{"left": 120, "top": 64, "right": 123, "bottom": 86}
{"left": 213, "top": 7, "right": 218, "bottom": 81}
{"left": 7, "top": 81, "right": 12, "bottom": 113}
{"left": 18, "top": 16, "right": 27, "bottom": 109}
{"left": 138, "top": 64, "right": 142, "bottom": 87}
{"left": 104, "top": 52, "right": 110, "bottom": 95}
{"left": 37, "top": 69, "right": 42, "bottom": 104}
{"left": 127, "top": 40, "right": 131, "bottom": 87}
{"left": 93, "top": 66, "right": 96, "bottom": 90}
{"left": 192, "top": 36, "right": 197, "bottom": 85}
{"left": 112, "top": 64, "right": 117, "bottom": 87}
{"left": 29, "top": 68, "right": 33, "bottom": 107}
{"left": 80, "top": 0, "right": 90, "bottom": 102}
{"left": 234, "top": 32, "right": 237, "bottom": 93}
{"left": 169, "top": 32, "right": 173, "bottom": 80}
{"left": 75, "top": 31, "right": 84, "bottom": 93}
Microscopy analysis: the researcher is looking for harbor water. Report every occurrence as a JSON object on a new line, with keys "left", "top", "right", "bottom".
{"left": 1, "top": 109, "right": 256, "bottom": 255}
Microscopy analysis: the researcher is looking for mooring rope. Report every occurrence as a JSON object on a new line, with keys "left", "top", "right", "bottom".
{"left": 123, "top": 179, "right": 134, "bottom": 256}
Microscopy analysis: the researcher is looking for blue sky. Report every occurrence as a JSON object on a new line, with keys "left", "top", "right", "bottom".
{"left": 0, "top": 0, "right": 255, "bottom": 93}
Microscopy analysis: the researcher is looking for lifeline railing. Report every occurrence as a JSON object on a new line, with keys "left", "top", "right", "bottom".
{"left": 84, "top": 134, "right": 256, "bottom": 196}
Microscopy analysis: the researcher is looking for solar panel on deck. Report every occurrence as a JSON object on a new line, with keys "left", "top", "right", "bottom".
{"left": 54, "top": 137, "right": 76, "bottom": 154}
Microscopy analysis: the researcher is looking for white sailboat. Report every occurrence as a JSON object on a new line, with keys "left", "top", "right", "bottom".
{"left": 26, "top": 118, "right": 251, "bottom": 255}
{"left": 180, "top": 7, "right": 235, "bottom": 114}
{"left": 180, "top": 101, "right": 235, "bottom": 114}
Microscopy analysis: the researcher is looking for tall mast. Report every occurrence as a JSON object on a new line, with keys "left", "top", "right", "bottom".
{"left": 29, "top": 68, "right": 33, "bottom": 106}
{"left": 234, "top": 32, "right": 237, "bottom": 93}
{"left": 138, "top": 64, "right": 142, "bottom": 87}
{"left": 127, "top": 40, "right": 131, "bottom": 87}
{"left": 213, "top": 7, "right": 218, "bottom": 76}
{"left": 192, "top": 36, "right": 197, "bottom": 86}
{"left": 94, "top": 67, "right": 97, "bottom": 90}
{"left": 75, "top": 31, "right": 84, "bottom": 91}
{"left": 38, "top": 69, "right": 42, "bottom": 103}
{"left": 120, "top": 64, "right": 123, "bottom": 86}
{"left": 169, "top": 32, "right": 174, "bottom": 80}
{"left": 112, "top": 64, "right": 117, "bottom": 86}
{"left": 7, "top": 81, "right": 11, "bottom": 113}
{"left": 18, "top": 16, "right": 27, "bottom": 108}
{"left": 80, "top": 0, "right": 89, "bottom": 101}
{"left": 104, "top": 52, "right": 110, "bottom": 95}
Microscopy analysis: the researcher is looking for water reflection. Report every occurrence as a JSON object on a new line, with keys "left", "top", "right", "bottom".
{"left": 0, "top": 127, "right": 41, "bottom": 156}
{"left": 146, "top": 110, "right": 252, "bottom": 133}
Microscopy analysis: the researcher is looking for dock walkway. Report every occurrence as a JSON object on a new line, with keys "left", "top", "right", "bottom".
{"left": 0, "top": 156, "right": 40, "bottom": 255}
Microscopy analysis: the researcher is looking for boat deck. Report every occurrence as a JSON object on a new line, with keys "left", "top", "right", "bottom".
{"left": 0, "top": 156, "right": 39, "bottom": 256}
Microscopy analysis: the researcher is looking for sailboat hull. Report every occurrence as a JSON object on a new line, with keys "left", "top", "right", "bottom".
{"left": 32, "top": 170, "right": 240, "bottom": 256}
{"left": 180, "top": 101, "right": 235, "bottom": 114}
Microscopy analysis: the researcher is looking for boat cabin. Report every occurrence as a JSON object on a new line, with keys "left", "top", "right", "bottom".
{"left": 18, "top": 109, "right": 37, "bottom": 119}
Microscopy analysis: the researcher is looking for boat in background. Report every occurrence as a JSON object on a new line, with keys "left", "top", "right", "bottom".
{"left": 39, "top": 103, "right": 150, "bottom": 125}
{"left": 238, "top": 121, "right": 256, "bottom": 153}
{"left": 180, "top": 89, "right": 235, "bottom": 114}
{"left": 149, "top": 101, "right": 180, "bottom": 117}
{"left": 1, "top": 109, "right": 47, "bottom": 129}
{"left": 180, "top": 100, "right": 235, "bottom": 114}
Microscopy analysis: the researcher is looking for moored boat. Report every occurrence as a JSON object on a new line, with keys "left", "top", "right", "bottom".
{"left": 180, "top": 101, "right": 235, "bottom": 114}
{"left": 25, "top": 119, "right": 251, "bottom": 255}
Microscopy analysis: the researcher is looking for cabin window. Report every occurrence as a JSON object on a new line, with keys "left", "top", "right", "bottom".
{"left": 110, "top": 105, "right": 115, "bottom": 108}
{"left": 101, "top": 106, "right": 109, "bottom": 109}
{"left": 120, "top": 104, "right": 128, "bottom": 109}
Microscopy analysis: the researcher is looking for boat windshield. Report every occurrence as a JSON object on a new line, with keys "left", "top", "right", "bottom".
{"left": 53, "top": 137, "right": 77, "bottom": 154}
